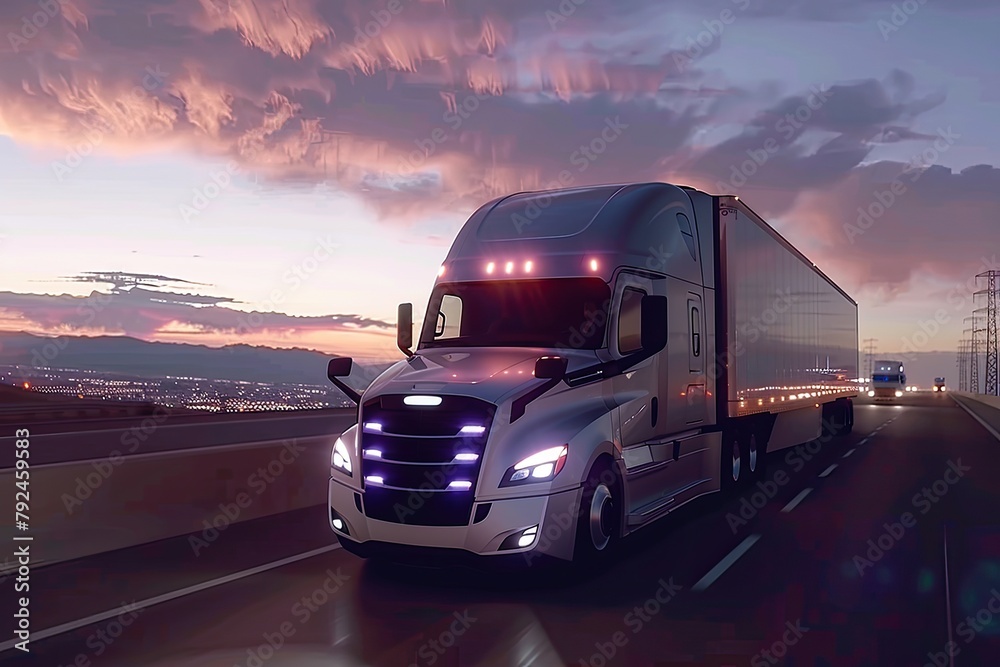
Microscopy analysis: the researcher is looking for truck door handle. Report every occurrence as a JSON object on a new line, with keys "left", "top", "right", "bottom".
{"left": 673, "top": 441, "right": 680, "bottom": 461}
{"left": 692, "top": 332, "right": 700, "bottom": 356}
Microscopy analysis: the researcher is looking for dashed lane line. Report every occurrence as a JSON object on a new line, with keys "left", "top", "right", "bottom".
{"left": 781, "top": 488, "right": 813, "bottom": 513}
{"left": 692, "top": 534, "right": 762, "bottom": 592}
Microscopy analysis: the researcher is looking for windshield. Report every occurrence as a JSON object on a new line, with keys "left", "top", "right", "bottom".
{"left": 419, "top": 278, "right": 611, "bottom": 349}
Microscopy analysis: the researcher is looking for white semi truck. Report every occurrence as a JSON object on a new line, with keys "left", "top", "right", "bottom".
{"left": 326, "top": 182, "right": 859, "bottom": 567}
{"left": 868, "top": 360, "right": 907, "bottom": 401}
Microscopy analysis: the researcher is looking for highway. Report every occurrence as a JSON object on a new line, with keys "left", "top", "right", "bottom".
{"left": 5, "top": 392, "right": 1000, "bottom": 666}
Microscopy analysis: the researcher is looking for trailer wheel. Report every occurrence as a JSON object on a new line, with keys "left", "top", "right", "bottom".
{"left": 840, "top": 399, "right": 854, "bottom": 436}
{"left": 574, "top": 461, "right": 621, "bottom": 569}
{"left": 722, "top": 430, "right": 743, "bottom": 493}
{"left": 747, "top": 432, "right": 759, "bottom": 478}
{"left": 753, "top": 423, "right": 772, "bottom": 480}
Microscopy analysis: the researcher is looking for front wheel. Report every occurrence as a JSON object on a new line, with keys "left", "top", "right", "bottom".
{"left": 573, "top": 462, "right": 621, "bottom": 570}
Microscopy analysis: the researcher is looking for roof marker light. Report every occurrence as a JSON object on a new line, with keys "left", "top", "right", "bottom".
{"left": 589, "top": 258, "right": 599, "bottom": 271}
{"left": 505, "top": 261, "right": 514, "bottom": 274}
{"left": 486, "top": 262, "right": 495, "bottom": 274}
{"left": 524, "top": 260, "right": 533, "bottom": 272}
{"left": 404, "top": 395, "right": 442, "bottom": 406}
{"left": 438, "top": 265, "right": 445, "bottom": 277}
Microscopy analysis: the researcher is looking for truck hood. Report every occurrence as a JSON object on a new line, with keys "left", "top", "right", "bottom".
{"left": 367, "top": 348, "right": 600, "bottom": 404}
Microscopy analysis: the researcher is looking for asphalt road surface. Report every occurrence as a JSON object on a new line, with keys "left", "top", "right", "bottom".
{"left": 4, "top": 392, "right": 1000, "bottom": 666}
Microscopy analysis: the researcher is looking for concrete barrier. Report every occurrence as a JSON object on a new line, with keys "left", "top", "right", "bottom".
{"left": 0, "top": 433, "right": 343, "bottom": 568}
{"left": 952, "top": 391, "right": 1000, "bottom": 411}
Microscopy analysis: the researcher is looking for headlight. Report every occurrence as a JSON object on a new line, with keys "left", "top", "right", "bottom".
{"left": 331, "top": 437, "right": 353, "bottom": 477}
{"left": 895, "top": 390, "right": 903, "bottom": 397}
{"left": 500, "top": 445, "right": 568, "bottom": 487}
{"left": 868, "top": 390, "right": 875, "bottom": 397}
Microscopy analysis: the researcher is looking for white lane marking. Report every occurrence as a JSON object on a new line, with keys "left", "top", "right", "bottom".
{"left": 950, "top": 395, "right": 1000, "bottom": 443}
{"left": 857, "top": 438, "right": 869, "bottom": 446}
{"left": 692, "top": 534, "right": 761, "bottom": 591}
{"left": 0, "top": 544, "right": 343, "bottom": 653}
{"left": 819, "top": 464, "right": 838, "bottom": 478}
{"left": 842, "top": 449, "right": 855, "bottom": 458}
{"left": 781, "top": 488, "right": 812, "bottom": 513}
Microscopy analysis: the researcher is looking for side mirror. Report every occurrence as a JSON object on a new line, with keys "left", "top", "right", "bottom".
{"left": 326, "top": 357, "right": 362, "bottom": 405}
{"left": 640, "top": 295, "right": 668, "bottom": 353}
{"left": 328, "top": 357, "right": 353, "bottom": 379}
{"left": 534, "top": 356, "right": 568, "bottom": 380}
{"left": 397, "top": 303, "right": 413, "bottom": 356}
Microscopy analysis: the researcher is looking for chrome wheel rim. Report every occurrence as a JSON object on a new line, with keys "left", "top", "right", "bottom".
{"left": 732, "top": 440, "right": 742, "bottom": 482}
{"left": 589, "top": 484, "right": 614, "bottom": 551}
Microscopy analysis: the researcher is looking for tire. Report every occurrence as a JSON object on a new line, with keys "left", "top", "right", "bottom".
{"left": 573, "top": 461, "right": 621, "bottom": 570}
{"left": 721, "top": 429, "right": 743, "bottom": 494}
{"left": 745, "top": 430, "right": 761, "bottom": 483}
{"left": 841, "top": 399, "right": 854, "bottom": 436}
{"left": 831, "top": 399, "right": 853, "bottom": 437}
{"left": 750, "top": 423, "right": 770, "bottom": 480}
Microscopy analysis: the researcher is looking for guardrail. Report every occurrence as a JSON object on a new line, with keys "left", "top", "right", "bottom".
{"left": 0, "top": 411, "right": 357, "bottom": 568}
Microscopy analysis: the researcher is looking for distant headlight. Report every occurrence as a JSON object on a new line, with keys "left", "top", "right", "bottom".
{"left": 501, "top": 445, "right": 568, "bottom": 487}
{"left": 895, "top": 390, "right": 903, "bottom": 397}
{"left": 331, "top": 437, "right": 353, "bottom": 477}
{"left": 868, "top": 390, "right": 875, "bottom": 397}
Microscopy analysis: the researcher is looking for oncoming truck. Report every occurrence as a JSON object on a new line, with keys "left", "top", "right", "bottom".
{"left": 868, "top": 360, "right": 906, "bottom": 401}
{"left": 325, "top": 182, "right": 859, "bottom": 568}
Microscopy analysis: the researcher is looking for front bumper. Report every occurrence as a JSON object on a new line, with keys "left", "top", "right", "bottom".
{"left": 872, "top": 388, "right": 900, "bottom": 398}
{"left": 328, "top": 476, "right": 582, "bottom": 563}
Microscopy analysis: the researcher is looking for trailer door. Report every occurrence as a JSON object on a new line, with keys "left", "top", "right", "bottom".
{"left": 685, "top": 293, "right": 706, "bottom": 424}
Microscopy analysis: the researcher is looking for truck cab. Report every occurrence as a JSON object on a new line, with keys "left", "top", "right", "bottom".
{"left": 869, "top": 360, "right": 906, "bottom": 401}
{"left": 933, "top": 377, "right": 946, "bottom": 392}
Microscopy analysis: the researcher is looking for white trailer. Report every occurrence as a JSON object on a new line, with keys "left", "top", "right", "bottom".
{"left": 326, "top": 182, "right": 859, "bottom": 567}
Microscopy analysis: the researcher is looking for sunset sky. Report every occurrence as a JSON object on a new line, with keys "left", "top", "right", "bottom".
{"left": 0, "top": 0, "right": 998, "bottom": 364}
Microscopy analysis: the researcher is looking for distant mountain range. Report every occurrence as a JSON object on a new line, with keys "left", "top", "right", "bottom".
{"left": 0, "top": 332, "right": 396, "bottom": 388}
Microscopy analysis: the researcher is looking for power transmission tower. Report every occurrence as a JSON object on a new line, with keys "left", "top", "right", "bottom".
{"left": 863, "top": 338, "right": 878, "bottom": 380}
{"left": 965, "top": 315, "right": 985, "bottom": 394}
{"left": 957, "top": 338, "right": 967, "bottom": 391}
{"left": 975, "top": 271, "right": 999, "bottom": 396}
